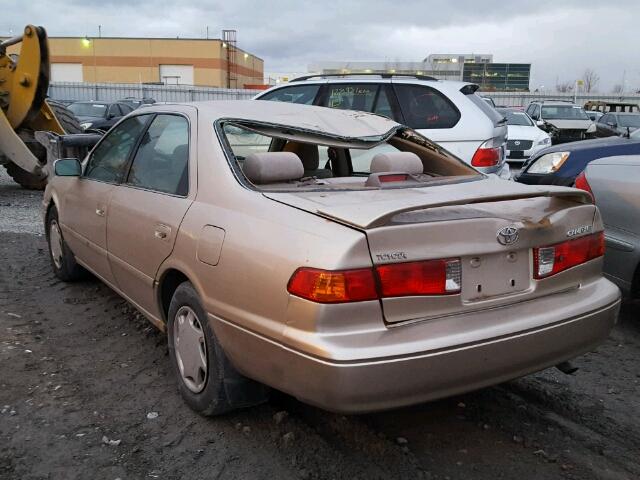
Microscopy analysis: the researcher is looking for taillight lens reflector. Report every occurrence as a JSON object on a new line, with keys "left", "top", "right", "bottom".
{"left": 376, "top": 259, "right": 461, "bottom": 297}
{"left": 471, "top": 146, "right": 501, "bottom": 167}
{"left": 287, "top": 267, "right": 378, "bottom": 303}
{"left": 534, "top": 232, "right": 605, "bottom": 279}
{"left": 574, "top": 171, "right": 595, "bottom": 202}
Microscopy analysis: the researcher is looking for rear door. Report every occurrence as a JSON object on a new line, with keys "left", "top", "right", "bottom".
{"left": 106, "top": 111, "right": 194, "bottom": 315}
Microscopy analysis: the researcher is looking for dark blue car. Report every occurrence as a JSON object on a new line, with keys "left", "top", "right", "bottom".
{"left": 515, "top": 129, "right": 640, "bottom": 186}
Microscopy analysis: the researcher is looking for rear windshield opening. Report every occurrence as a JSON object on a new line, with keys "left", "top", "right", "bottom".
{"left": 218, "top": 121, "right": 480, "bottom": 192}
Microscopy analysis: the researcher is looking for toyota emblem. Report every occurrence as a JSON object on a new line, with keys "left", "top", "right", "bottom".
{"left": 514, "top": 140, "right": 521, "bottom": 146}
{"left": 497, "top": 226, "right": 519, "bottom": 245}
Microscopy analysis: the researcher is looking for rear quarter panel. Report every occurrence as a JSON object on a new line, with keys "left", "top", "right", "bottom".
{"left": 587, "top": 161, "right": 640, "bottom": 295}
{"left": 157, "top": 118, "right": 379, "bottom": 346}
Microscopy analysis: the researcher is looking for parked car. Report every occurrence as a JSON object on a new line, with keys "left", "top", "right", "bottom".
{"left": 586, "top": 110, "right": 604, "bottom": 122}
{"left": 255, "top": 74, "right": 510, "bottom": 179}
{"left": 67, "top": 100, "right": 135, "bottom": 131}
{"left": 595, "top": 112, "right": 640, "bottom": 137}
{"left": 497, "top": 108, "right": 551, "bottom": 163}
{"left": 119, "top": 97, "right": 157, "bottom": 110}
{"left": 516, "top": 129, "right": 640, "bottom": 186}
{"left": 44, "top": 101, "right": 619, "bottom": 415}
{"left": 481, "top": 96, "right": 496, "bottom": 108}
{"left": 525, "top": 100, "right": 595, "bottom": 144}
{"left": 575, "top": 155, "right": 640, "bottom": 298}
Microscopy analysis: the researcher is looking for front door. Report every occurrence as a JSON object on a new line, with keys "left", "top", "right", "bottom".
{"left": 62, "top": 115, "right": 151, "bottom": 284}
{"left": 106, "top": 113, "right": 193, "bottom": 316}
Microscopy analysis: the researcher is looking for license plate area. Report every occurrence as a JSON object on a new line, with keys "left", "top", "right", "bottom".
{"left": 462, "top": 250, "right": 530, "bottom": 301}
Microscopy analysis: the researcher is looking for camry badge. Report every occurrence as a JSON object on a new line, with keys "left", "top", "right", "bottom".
{"left": 497, "top": 226, "right": 519, "bottom": 245}
{"left": 567, "top": 225, "right": 592, "bottom": 237}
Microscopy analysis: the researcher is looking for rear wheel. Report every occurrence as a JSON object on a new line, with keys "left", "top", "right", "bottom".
{"left": 4, "top": 99, "right": 82, "bottom": 190}
{"left": 167, "top": 282, "right": 268, "bottom": 415}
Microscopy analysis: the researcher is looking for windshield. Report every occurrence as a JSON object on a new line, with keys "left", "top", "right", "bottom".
{"left": 501, "top": 111, "right": 533, "bottom": 127}
{"left": 219, "top": 122, "right": 479, "bottom": 192}
{"left": 541, "top": 105, "right": 589, "bottom": 120}
{"left": 618, "top": 115, "right": 640, "bottom": 128}
{"left": 68, "top": 102, "right": 107, "bottom": 117}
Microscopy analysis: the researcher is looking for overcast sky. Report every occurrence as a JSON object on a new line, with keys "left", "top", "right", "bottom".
{"left": 2, "top": 0, "right": 639, "bottom": 92}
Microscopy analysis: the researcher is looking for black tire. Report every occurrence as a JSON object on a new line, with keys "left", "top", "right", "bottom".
{"left": 47, "top": 99, "right": 83, "bottom": 134}
{"left": 167, "top": 282, "right": 268, "bottom": 416}
{"left": 45, "top": 206, "right": 85, "bottom": 281}
{"left": 4, "top": 163, "right": 47, "bottom": 190}
{"left": 4, "top": 99, "right": 82, "bottom": 190}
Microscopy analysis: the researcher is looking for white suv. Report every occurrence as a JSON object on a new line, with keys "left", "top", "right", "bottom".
{"left": 255, "top": 74, "right": 509, "bottom": 178}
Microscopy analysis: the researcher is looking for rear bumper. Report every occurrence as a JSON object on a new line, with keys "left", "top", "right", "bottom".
{"left": 212, "top": 278, "right": 620, "bottom": 414}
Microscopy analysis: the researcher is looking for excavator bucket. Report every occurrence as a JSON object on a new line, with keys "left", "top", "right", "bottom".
{"left": 0, "top": 25, "right": 80, "bottom": 188}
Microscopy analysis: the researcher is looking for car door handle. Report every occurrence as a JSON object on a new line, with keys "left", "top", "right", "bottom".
{"left": 95, "top": 208, "right": 105, "bottom": 217}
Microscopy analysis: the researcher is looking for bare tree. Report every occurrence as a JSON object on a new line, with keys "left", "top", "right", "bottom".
{"left": 611, "top": 84, "right": 624, "bottom": 94}
{"left": 556, "top": 80, "right": 573, "bottom": 93}
{"left": 582, "top": 69, "right": 600, "bottom": 93}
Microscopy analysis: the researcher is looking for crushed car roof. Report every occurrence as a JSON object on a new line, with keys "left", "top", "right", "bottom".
{"left": 142, "top": 100, "right": 401, "bottom": 139}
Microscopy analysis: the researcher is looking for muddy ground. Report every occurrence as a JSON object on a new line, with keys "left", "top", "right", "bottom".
{"left": 1, "top": 169, "right": 639, "bottom": 480}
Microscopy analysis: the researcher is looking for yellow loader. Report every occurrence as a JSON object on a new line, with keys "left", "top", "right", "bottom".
{"left": 0, "top": 25, "right": 82, "bottom": 189}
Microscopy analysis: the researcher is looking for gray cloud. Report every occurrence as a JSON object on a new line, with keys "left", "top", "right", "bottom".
{"left": 2, "top": 0, "right": 639, "bottom": 91}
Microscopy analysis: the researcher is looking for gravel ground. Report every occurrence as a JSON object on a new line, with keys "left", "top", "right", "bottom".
{"left": 1, "top": 168, "right": 639, "bottom": 480}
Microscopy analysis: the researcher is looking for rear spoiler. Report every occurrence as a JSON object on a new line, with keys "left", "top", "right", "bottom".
{"left": 316, "top": 187, "right": 592, "bottom": 229}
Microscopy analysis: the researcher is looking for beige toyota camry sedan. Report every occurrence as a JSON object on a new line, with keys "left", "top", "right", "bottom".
{"left": 43, "top": 101, "right": 620, "bottom": 415}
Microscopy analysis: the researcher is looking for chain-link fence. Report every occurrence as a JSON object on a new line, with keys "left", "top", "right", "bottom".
{"left": 48, "top": 82, "right": 258, "bottom": 103}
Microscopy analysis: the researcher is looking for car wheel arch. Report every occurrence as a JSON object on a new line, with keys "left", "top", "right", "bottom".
{"left": 157, "top": 263, "right": 210, "bottom": 323}
{"left": 158, "top": 268, "right": 191, "bottom": 323}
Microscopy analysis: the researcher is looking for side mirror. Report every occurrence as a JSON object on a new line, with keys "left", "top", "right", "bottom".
{"left": 536, "top": 120, "right": 545, "bottom": 127}
{"left": 107, "top": 113, "right": 117, "bottom": 119}
{"left": 54, "top": 158, "right": 81, "bottom": 177}
{"left": 607, "top": 122, "right": 616, "bottom": 128}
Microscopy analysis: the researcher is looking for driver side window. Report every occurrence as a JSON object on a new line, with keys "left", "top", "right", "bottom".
{"left": 84, "top": 115, "right": 150, "bottom": 183}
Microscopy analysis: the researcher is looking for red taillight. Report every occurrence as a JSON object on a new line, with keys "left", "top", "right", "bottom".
{"left": 287, "top": 267, "right": 378, "bottom": 303}
{"left": 376, "top": 259, "right": 461, "bottom": 297}
{"left": 574, "top": 171, "right": 595, "bottom": 202}
{"left": 287, "top": 258, "right": 462, "bottom": 303}
{"left": 471, "top": 146, "right": 501, "bottom": 167}
{"left": 533, "top": 232, "right": 605, "bottom": 279}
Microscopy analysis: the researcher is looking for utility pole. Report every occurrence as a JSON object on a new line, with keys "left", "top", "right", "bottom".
{"left": 98, "top": 25, "right": 101, "bottom": 38}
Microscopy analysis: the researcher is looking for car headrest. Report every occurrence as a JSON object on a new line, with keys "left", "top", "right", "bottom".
{"left": 370, "top": 152, "right": 423, "bottom": 174}
{"left": 243, "top": 152, "right": 304, "bottom": 185}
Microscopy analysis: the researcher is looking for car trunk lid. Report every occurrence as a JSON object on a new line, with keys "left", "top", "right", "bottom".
{"left": 267, "top": 178, "right": 597, "bottom": 324}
